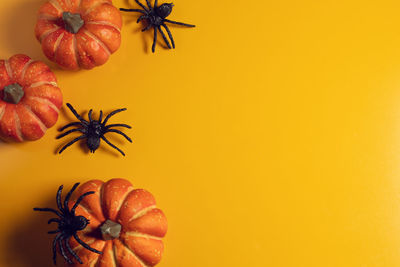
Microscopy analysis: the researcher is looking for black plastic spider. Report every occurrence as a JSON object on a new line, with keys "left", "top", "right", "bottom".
{"left": 57, "top": 103, "right": 132, "bottom": 156}
{"left": 33, "top": 183, "right": 102, "bottom": 265}
{"left": 120, "top": 0, "right": 195, "bottom": 53}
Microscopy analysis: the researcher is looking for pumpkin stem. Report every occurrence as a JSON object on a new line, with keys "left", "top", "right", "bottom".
{"left": 62, "top": 12, "right": 84, "bottom": 34}
{"left": 100, "top": 220, "right": 122, "bottom": 240}
{"left": 2, "top": 83, "right": 24, "bottom": 104}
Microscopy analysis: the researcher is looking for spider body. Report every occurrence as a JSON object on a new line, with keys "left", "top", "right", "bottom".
{"left": 57, "top": 103, "right": 132, "bottom": 156}
{"left": 121, "top": 0, "right": 195, "bottom": 52}
{"left": 33, "top": 183, "right": 102, "bottom": 265}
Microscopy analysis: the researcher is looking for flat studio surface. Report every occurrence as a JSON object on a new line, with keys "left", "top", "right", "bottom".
{"left": 1, "top": 0, "right": 400, "bottom": 266}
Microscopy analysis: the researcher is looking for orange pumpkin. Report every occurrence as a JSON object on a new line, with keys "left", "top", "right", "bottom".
{"left": 67, "top": 178, "right": 168, "bottom": 266}
{"left": 0, "top": 54, "right": 62, "bottom": 142}
{"left": 35, "top": 0, "right": 122, "bottom": 70}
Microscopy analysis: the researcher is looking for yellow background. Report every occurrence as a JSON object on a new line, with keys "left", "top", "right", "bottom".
{"left": 1, "top": 0, "right": 400, "bottom": 266}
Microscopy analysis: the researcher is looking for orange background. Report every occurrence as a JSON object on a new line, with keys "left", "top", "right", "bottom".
{"left": 1, "top": 0, "right": 400, "bottom": 266}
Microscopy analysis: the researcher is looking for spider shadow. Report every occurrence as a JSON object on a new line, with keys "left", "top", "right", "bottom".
{"left": 5, "top": 197, "right": 67, "bottom": 267}
{"left": 2, "top": 0, "right": 58, "bottom": 67}
{"left": 53, "top": 107, "right": 131, "bottom": 157}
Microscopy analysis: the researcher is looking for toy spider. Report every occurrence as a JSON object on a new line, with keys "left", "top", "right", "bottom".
{"left": 120, "top": 0, "right": 195, "bottom": 53}
{"left": 57, "top": 103, "right": 132, "bottom": 156}
{"left": 33, "top": 183, "right": 102, "bottom": 265}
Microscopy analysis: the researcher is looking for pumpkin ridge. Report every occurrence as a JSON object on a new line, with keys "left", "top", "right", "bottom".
{"left": 39, "top": 26, "right": 61, "bottom": 43}
{"left": 72, "top": 35, "right": 80, "bottom": 67}
{"left": 128, "top": 205, "right": 157, "bottom": 223}
{"left": 116, "top": 239, "right": 149, "bottom": 267}
{"left": 28, "top": 81, "right": 58, "bottom": 89}
{"left": 86, "top": 21, "right": 121, "bottom": 32}
{"left": 25, "top": 96, "right": 60, "bottom": 113}
{"left": 115, "top": 187, "right": 135, "bottom": 222}
{"left": 22, "top": 104, "right": 48, "bottom": 133}
{"left": 83, "top": 1, "right": 110, "bottom": 16}
{"left": 19, "top": 60, "right": 35, "bottom": 83}
{"left": 0, "top": 104, "right": 5, "bottom": 121}
{"left": 53, "top": 32, "right": 65, "bottom": 61}
{"left": 111, "top": 241, "right": 119, "bottom": 267}
{"left": 83, "top": 30, "right": 111, "bottom": 55}
{"left": 123, "top": 232, "right": 163, "bottom": 241}
{"left": 13, "top": 110, "right": 23, "bottom": 141}
{"left": 4, "top": 60, "right": 13, "bottom": 81}
{"left": 49, "top": 0, "right": 64, "bottom": 14}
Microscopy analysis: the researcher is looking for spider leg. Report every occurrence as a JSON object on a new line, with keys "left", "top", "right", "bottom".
{"left": 56, "top": 185, "right": 63, "bottom": 211}
{"left": 102, "top": 108, "right": 127, "bottom": 125}
{"left": 145, "top": 0, "right": 152, "bottom": 9}
{"left": 71, "top": 191, "right": 95, "bottom": 215}
{"left": 152, "top": 26, "right": 158, "bottom": 53}
{"left": 120, "top": 8, "right": 147, "bottom": 14}
{"left": 105, "top": 129, "right": 133, "bottom": 143}
{"left": 98, "top": 110, "right": 103, "bottom": 122}
{"left": 105, "top": 124, "right": 132, "bottom": 129}
{"left": 88, "top": 109, "right": 93, "bottom": 122}
{"left": 53, "top": 233, "right": 62, "bottom": 265}
{"left": 142, "top": 23, "right": 152, "bottom": 32}
{"left": 135, "top": 0, "right": 149, "bottom": 11}
{"left": 137, "top": 15, "right": 146, "bottom": 23}
{"left": 154, "top": 0, "right": 158, "bottom": 7}
{"left": 59, "top": 122, "right": 85, "bottom": 132}
{"left": 74, "top": 233, "right": 103, "bottom": 254}
{"left": 58, "top": 236, "right": 73, "bottom": 264}
{"left": 65, "top": 237, "right": 83, "bottom": 264}
{"left": 66, "top": 103, "right": 89, "bottom": 124}
{"left": 58, "top": 135, "right": 86, "bottom": 154}
{"left": 162, "top": 23, "right": 175, "bottom": 48}
{"left": 33, "top": 208, "right": 63, "bottom": 218}
{"left": 48, "top": 218, "right": 60, "bottom": 224}
{"left": 48, "top": 229, "right": 61, "bottom": 234}
{"left": 158, "top": 26, "right": 172, "bottom": 49}
{"left": 56, "top": 128, "right": 85, "bottom": 139}
{"left": 64, "top": 183, "right": 80, "bottom": 212}
{"left": 101, "top": 136, "right": 126, "bottom": 156}
{"left": 164, "top": 19, "right": 196, "bottom": 27}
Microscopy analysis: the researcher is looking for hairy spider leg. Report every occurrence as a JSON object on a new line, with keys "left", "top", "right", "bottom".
{"left": 56, "top": 128, "right": 85, "bottom": 139}
{"left": 157, "top": 26, "right": 172, "bottom": 49}
{"left": 162, "top": 23, "right": 175, "bottom": 48}
{"left": 101, "top": 136, "right": 126, "bottom": 156}
{"left": 56, "top": 185, "right": 63, "bottom": 212}
{"left": 64, "top": 183, "right": 80, "bottom": 212}
{"left": 135, "top": 0, "right": 149, "bottom": 11}
{"left": 145, "top": 0, "right": 152, "bottom": 9}
{"left": 101, "top": 108, "right": 127, "bottom": 126}
{"left": 105, "top": 124, "right": 132, "bottom": 129}
{"left": 105, "top": 129, "right": 133, "bottom": 142}
{"left": 88, "top": 109, "right": 93, "bottom": 122}
{"left": 59, "top": 122, "right": 84, "bottom": 132}
{"left": 53, "top": 233, "right": 62, "bottom": 265}
{"left": 33, "top": 208, "right": 63, "bottom": 218}
{"left": 65, "top": 237, "right": 83, "bottom": 264}
{"left": 48, "top": 218, "right": 61, "bottom": 224}
{"left": 164, "top": 19, "right": 196, "bottom": 27}
{"left": 74, "top": 233, "right": 103, "bottom": 254}
{"left": 154, "top": 0, "right": 158, "bottom": 7}
{"left": 58, "top": 135, "right": 86, "bottom": 154}
{"left": 71, "top": 191, "right": 95, "bottom": 215}
{"left": 66, "top": 103, "right": 89, "bottom": 124}
{"left": 59, "top": 236, "right": 73, "bottom": 264}
{"left": 48, "top": 229, "right": 61, "bottom": 234}
{"left": 98, "top": 110, "right": 103, "bottom": 122}
{"left": 119, "top": 8, "right": 147, "bottom": 14}
{"left": 137, "top": 15, "right": 147, "bottom": 23}
{"left": 152, "top": 27, "right": 158, "bottom": 52}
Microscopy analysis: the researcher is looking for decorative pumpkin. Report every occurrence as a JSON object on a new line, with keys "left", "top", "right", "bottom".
{"left": 0, "top": 54, "right": 62, "bottom": 142}
{"left": 35, "top": 0, "right": 122, "bottom": 70}
{"left": 68, "top": 178, "right": 168, "bottom": 266}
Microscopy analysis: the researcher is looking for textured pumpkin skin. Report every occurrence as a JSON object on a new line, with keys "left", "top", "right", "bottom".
{"left": 67, "top": 179, "right": 168, "bottom": 267}
{"left": 0, "top": 54, "right": 62, "bottom": 142}
{"left": 35, "top": 0, "right": 122, "bottom": 70}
